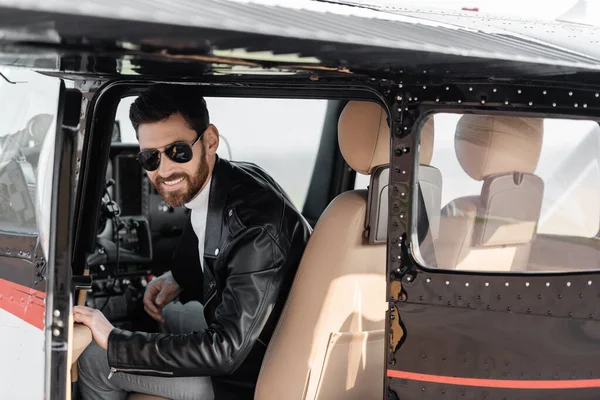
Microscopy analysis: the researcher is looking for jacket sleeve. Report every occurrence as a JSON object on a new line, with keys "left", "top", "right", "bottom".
{"left": 107, "top": 226, "right": 285, "bottom": 377}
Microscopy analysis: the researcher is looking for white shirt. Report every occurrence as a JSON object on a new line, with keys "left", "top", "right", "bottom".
{"left": 184, "top": 177, "right": 212, "bottom": 271}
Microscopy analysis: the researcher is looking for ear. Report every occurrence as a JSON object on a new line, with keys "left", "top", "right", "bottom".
{"left": 202, "top": 124, "right": 219, "bottom": 156}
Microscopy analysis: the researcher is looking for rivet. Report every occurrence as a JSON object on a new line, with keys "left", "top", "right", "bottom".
{"left": 481, "top": 99, "right": 486, "bottom": 104}
{"left": 546, "top": 282, "right": 550, "bottom": 287}
{"left": 408, "top": 97, "right": 413, "bottom": 101}
{"left": 517, "top": 89, "right": 522, "bottom": 94}
{"left": 469, "top": 87, "right": 473, "bottom": 91}
{"left": 53, "top": 329, "right": 60, "bottom": 337}
{"left": 404, "top": 126, "right": 408, "bottom": 130}
{"left": 596, "top": 93, "right": 599, "bottom": 97}
{"left": 398, "top": 84, "right": 403, "bottom": 88}
{"left": 584, "top": 104, "right": 588, "bottom": 108}
{"left": 402, "top": 170, "right": 406, "bottom": 174}
{"left": 53, "top": 310, "right": 60, "bottom": 317}
{"left": 567, "top": 282, "right": 571, "bottom": 287}
{"left": 458, "top": 100, "right": 462, "bottom": 103}
{"left": 407, "top": 276, "right": 412, "bottom": 281}
{"left": 588, "top": 280, "right": 592, "bottom": 286}
{"left": 505, "top": 101, "right": 509, "bottom": 105}
{"left": 553, "top": 103, "right": 557, "bottom": 107}
{"left": 446, "top": 281, "right": 450, "bottom": 285}
{"left": 423, "top": 85, "right": 427, "bottom": 89}
{"left": 214, "top": 248, "right": 220, "bottom": 256}
{"left": 436, "top": 98, "right": 440, "bottom": 102}
{"left": 426, "top": 278, "right": 431, "bottom": 283}
{"left": 396, "top": 96, "right": 402, "bottom": 101}
{"left": 575, "top": 103, "right": 579, "bottom": 107}
{"left": 446, "top": 86, "right": 450, "bottom": 90}
{"left": 414, "top": 97, "right": 418, "bottom": 101}
{"left": 485, "top": 282, "right": 489, "bottom": 287}
{"left": 543, "top": 90, "right": 547, "bottom": 95}
{"left": 569, "top": 91, "right": 573, "bottom": 96}
{"left": 465, "top": 282, "right": 469, "bottom": 287}
{"left": 526, "top": 282, "right": 530, "bottom": 287}
{"left": 505, "top": 282, "right": 510, "bottom": 287}
{"left": 529, "top": 102, "right": 533, "bottom": 106}
{"left": 493, "top": 88, "right": 497, "bottom": 92}
{"left": 423, "top": 70, "right": 427, "bottom": 74}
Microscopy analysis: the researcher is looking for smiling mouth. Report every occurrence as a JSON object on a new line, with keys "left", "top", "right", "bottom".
{"left": 162, "top": 177, "right": 185, "bottom": 186}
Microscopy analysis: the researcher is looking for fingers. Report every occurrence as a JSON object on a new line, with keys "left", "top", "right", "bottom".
{"left": 73, "top": 308, "right": 93, "bottom": 326}
{"left": 144, "top": 304, "right": 164, "bottom": 322}
{"left": 155, "top": 291, "right": 166, "bottom": 307}
{"left": 143, "top": 285, "right": 161, "bottom": 314}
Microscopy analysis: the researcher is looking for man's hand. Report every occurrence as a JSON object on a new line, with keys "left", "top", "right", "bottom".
{"left": 73, "top": 306, "right": 114, "bottom": 350}
{"left": 143, "top": 271, "right": 181, "bottom": 322}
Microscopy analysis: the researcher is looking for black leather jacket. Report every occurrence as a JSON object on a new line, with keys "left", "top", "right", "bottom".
{"left": 107, "top": 157, "right": 311, "bottom": 399}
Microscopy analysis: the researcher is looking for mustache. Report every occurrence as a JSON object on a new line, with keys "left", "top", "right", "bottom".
{"left": 155, "top": 172, "right": 188, "bottom": 185}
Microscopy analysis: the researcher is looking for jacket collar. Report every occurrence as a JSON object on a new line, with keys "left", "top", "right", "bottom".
{"left": 204, "top": 155, "right": 232, "bottom": 260}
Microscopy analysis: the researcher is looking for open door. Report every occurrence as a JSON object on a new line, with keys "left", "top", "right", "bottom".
{"left": 0, "top": 69, "right": 81, "bottom": 400}
{"left": 43, "top": 81, "right": 82, "bottom": 400}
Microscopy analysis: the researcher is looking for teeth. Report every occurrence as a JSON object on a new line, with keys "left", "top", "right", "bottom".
{"left": 163, "top": 177, "right": 184, "bottom": 186}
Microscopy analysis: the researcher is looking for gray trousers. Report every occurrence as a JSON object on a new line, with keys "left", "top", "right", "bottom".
{"left": 77, "top": 301, "right": 214, "bottom": 400}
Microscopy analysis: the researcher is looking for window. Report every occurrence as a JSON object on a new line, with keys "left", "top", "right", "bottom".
{"left": 414, "top": 112, "right": 600, "bottom": 273}
{"left": 0, "top": 66, "right": 60, "bottom": 400}
{"left": 0, "top": 67, "right": 63, "bottom": 257}
{"left": 114, "top": 96, "right": 328, "bottom": 210}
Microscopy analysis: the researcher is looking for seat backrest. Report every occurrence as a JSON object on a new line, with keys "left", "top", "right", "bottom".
{"left": 436, "top": 115, "right": 544, "bottom": 271}
{"left": 255, "top": 101, "right": 390, "bottom": 400}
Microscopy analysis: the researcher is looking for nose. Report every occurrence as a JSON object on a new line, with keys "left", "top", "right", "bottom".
{"left": 156, "top": 153, "right": 177, "bottom": 177}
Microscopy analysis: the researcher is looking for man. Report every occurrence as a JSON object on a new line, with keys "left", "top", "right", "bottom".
{"left": 74, "top": 84, "right": 311, "bottom": 400}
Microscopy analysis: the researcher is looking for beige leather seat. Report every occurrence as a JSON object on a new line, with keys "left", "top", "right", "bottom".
{"left": 435, "top": 115, "right": 545, "bottom": 271}
{"left": 255, "top": 100, "right": 391, "bottom": 400}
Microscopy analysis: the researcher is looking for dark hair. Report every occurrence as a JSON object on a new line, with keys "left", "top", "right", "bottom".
{"left": 129, "top": 84, "right": 210, "bottom": 138}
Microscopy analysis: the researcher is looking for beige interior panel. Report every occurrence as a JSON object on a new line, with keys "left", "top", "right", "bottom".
{"left": 314, "top": 330, "right": 384, "bottom": 400}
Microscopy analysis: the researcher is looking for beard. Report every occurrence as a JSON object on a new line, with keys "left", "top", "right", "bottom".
{"left": 152, "top": 153, "right": 209, "bottom": 208}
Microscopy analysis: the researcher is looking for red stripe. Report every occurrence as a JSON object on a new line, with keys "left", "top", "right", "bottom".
{"left": 0, "top": 278, "right": 46, "bottom": 330}
{"left": 387, "top": 370, "right": 600, "bottom": 389}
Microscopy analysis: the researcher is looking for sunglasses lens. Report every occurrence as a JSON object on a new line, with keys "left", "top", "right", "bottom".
{"left": 138, "top": 150, "right": 160, "bottom": 171}
{"left": 165, "top": 143, "right": 194, "bottom": 163}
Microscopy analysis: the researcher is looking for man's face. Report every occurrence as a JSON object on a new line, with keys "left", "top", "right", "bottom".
{"left": 137, "top": 112, "right": 209, "bottom": 207}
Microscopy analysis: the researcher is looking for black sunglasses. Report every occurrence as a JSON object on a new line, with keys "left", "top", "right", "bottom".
{"left": 137, "top": 133, "right": 202, "bottom": 171}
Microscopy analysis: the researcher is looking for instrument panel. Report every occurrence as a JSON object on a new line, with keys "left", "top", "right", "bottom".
{"left": 86, "top": 143, "right": 190, "bottom": 327}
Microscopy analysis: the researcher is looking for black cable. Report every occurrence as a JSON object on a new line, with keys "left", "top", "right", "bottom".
{"left": 99, "top": 180, "right": 122, "bottom": 312}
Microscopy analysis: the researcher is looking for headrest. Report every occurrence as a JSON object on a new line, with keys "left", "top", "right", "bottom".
{"left": 420, "top": 117, "right": 434, "bottom": 165}
{"left": 455, "top": 115, "right": 543, "bottom": 181}
{"left": 338, "top": 101, "right": 389, "bottom": 175}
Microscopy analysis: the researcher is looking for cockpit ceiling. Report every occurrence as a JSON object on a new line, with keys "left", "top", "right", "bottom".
{"left": 1, "top": 0, "right": 600, "bottom": 82}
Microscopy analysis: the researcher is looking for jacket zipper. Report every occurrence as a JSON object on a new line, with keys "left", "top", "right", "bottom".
{"left": 108, "top": 367, "right": 174, "bottom": 379}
